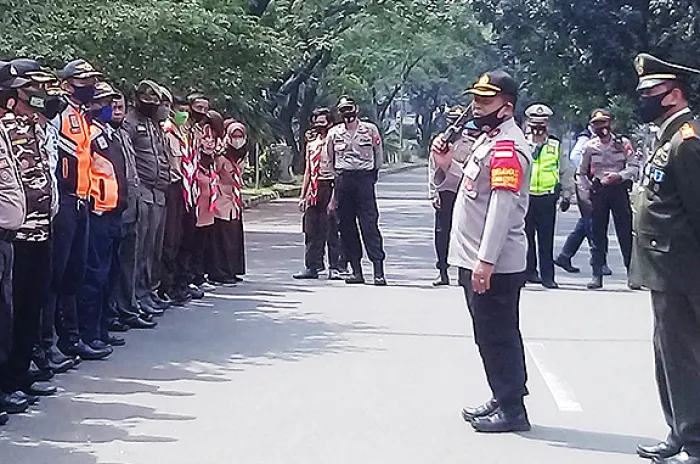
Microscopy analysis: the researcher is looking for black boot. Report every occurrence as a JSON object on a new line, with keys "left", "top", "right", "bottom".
{"left": 525, "top": 272, "right": 542, "bottom": 284}
{"left": 433, "top": 269, "right": 450, "bottom": 286}
{"left": 373, "top": 262, "right": 387, "bottom": 286}
{"left": 587, "top": 275, "right": 603, "bottom": 289}
{"left": 554, "top": 255, "right": 580, "bottom": 273}
{"left": 345, "top": 262, "right": 365, "bottom": 285}
{"left": 293, "top": 269, "right": 319, "bottom": 280}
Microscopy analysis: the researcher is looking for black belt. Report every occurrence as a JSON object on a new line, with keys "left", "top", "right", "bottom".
{"left": 0, "top": 228, "right": 17, "bottom": 241}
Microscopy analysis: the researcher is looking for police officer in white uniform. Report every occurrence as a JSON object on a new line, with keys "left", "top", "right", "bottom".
{"left": 434, "top": 71, "right": 532, "bottom": 433}
{"left": 327, "top": 96, "right": 386, "bottom": 286}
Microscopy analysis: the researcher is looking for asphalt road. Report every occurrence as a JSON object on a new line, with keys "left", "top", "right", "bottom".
{"left": 0, "top": 167, "right": 665, "bottom": 464}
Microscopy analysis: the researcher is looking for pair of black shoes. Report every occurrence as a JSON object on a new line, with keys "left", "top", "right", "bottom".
{"left": 345, "top": 262, "right": 387, "bottom": 286}
{"left": 461, "top": 399, "right": 531, "bottom": 433}
{"left": 59, "top": 340, "right": 112, "bottom": 361}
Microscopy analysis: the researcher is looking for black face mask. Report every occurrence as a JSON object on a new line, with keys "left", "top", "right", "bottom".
{"left": 339, "top": 108, "right": 358, "bottom": 123}
{"left": 136, "top": 100, "right": 159, "bottom": 118}
{"left": 474, "top": 105, "right": 507, "bottom": 131}
{"left": 42, "top": 95, "right": 68, "bottom": 120}
{"left": 593, "top": 126, "right": 611, "bottom": 138}
{"left": 109, "top": 119, "right": 123, "bottom": 129}
{"left": 636, "top": 90, "right": 672, "bottom": 124}
{"left": 191, "top": 109, "right": 207, "bottom": 122}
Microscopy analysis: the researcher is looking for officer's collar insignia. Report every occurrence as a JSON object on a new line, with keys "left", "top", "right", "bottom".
{"left": 635, "top": 56, "right": 645, "bottom": 76}
{"left": 488, "top": 128, "right": 501, "bottom": 138}
{"left": 478, "top": 74, "right": 490, "bottom": 85}
{"left": 681, "top": 122, "right": 696, "bottom": 140}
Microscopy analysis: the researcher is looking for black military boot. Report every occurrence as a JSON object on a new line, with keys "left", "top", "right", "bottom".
{"left": 587, "top": 275, "right": 603, "bottom": 289}
{"left": 345, "top": 262, "right": 365, "bottom": 285}
{"left": 373, "top": 261, "right": 387, "bottom": 286}
{"left": 433, "top": 269, "right": 450, "bottom": 286}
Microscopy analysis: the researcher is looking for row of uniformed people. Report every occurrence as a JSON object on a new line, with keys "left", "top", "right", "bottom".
{"left": 0, "top": 58, "right": 247, "bottom": 425}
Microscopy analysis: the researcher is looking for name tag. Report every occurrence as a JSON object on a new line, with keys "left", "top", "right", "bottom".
{"left": 464, "top": 160, "right": 480, "bottom": 180}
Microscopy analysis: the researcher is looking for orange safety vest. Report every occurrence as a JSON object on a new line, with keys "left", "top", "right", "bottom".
{"left": 56, "top": 103, "right": 92, "bottom": 199}
{"left": 89, "top": 123, "right": 121, "bottom": 212}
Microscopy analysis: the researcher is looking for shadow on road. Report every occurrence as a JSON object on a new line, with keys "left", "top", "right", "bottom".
{"left": 520, "top": 424, "right": 658, "bottom": 455}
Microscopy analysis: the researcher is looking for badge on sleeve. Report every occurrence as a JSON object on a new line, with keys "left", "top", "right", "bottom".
{"left": 681, "top": 123, "right": 696, "bottom": 140}
{"left": 96, "top": 136, "right": 108, "bottom": 150}
{"left": 652, "top": 147, "right": 669, "bottom": 167}
{"left": 69, "top": 114, "right": 81, "bottom": 134}
{"left": 489, "top": 140, "right": 521, "bottom": 192}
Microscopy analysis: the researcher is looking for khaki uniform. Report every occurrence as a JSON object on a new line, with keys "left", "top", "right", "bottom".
{"left": 449, "top": 117, "right": 532, "bottom": 415}
{"left": 327, "top": 121, "right": 383, "bottom": 172}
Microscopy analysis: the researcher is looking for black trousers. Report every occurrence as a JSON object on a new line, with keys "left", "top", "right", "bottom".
{"left": 525, "top": 193, "right": 557, "bottom": 282}
{"left": 79, "top": 212, "right": 121, "bottom": 344}
{"left": 652, "top": 291, "right": 700, "bottom": 456}
{"left": 135, "top": 188, "right": 167, "bottom": 300}
{"left": 161, "top": 183, "right": 186, "bottom": 293}
{"left": 45, "top": 195, "right": 89, "bottom": 350}
{"left": 191, "top": 225, "right": 213, "bottom": 285}
{"left": 208, "top": 218, "right": 246, "bottom": 280}
{"left": 108, "top": 219, "right": 140, "bottom": 321}
{"left": 459, "top": 268, "right": 528, "bottom": 413}
{"left": 434, "top": 190, "right": 457, "bottom": 271}
{"left": 0, "top": 240, "right": 50, "bottom": 393}
{"left": 590, "top": 184, "right": 632, "bottom": 276}
{"left": 0, "top": 240, "right": 14, "bottom": 368}
{"left": 304, "top": 179, "right": 342, "bottom": 271}
{"left": 336, "top": 171, "right": 385, "bottom": 269}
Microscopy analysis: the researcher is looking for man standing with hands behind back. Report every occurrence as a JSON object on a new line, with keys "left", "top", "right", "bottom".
{"left": 632, "top": 53, "right": 700, "bottom": 464}
{"left": 435, "top": 71, "right": 532, "bottom": 433}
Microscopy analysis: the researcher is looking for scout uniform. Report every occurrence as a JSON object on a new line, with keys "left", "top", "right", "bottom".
{"left": 631, "top": 53, "right": 700, "bottom": 464}
{"left": 326, "top": 96, "right": 386, "bottom": 285}
{"left": 578, "top": 109, "right": 640, "bottom": 288}
{"left": 448, "top": 71, "right": 532, "bottom": 433}
{"left": 428, "top": 110, "right": 476, "bottom": 286}
{"left": 523, "top": 104, "right": 575, "bottom": 288}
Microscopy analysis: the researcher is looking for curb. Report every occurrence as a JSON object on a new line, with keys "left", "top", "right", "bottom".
{"left": 379, "top": 160, "right": 428, "bottom": 177}
{"left": 243, "top": 191, "right": 279, "bottom": 209}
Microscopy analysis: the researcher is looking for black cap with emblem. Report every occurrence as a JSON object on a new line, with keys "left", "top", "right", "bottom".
{"left": 465, "top": 71, "right": 518, "bottom": 99}
{"left": 635, "top": 53, "right": 700, "bottom": 91}
{"left": 58, "top": 59, "right": 103, "bottom": 80}
{"left": 0, "top": 61, "right": 30, "bottom": 90}
{"left": 10, "top": 59, "right": 56, "bottom": 84}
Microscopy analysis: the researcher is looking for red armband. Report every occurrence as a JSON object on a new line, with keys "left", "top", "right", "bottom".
{"left": 490, "top": 140, "right": 522, "bottom": 192}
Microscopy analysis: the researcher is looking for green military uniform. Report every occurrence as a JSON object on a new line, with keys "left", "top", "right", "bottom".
{"left": 630, "top": 53, "right": 700, "bottom": 464}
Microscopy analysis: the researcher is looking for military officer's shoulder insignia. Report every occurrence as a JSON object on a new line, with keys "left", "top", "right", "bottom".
{"left": 680, "top": 122, "right": 697, "bottom": 140}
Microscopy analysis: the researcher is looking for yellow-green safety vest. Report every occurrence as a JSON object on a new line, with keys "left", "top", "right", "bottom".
{"left": 530, "top": 139, "right": 561, "bottom": 194}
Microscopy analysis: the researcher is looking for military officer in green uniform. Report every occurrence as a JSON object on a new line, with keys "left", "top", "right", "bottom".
{"left": 631, "top": 54, "right": 700, "bottom": 464}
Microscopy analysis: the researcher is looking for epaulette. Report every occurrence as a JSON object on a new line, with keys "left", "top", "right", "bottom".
{"left": 680, "top": 122, "right": 697, "bottom": 140}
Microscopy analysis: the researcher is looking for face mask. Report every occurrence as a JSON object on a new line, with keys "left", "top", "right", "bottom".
{"left": 229, "top": 136, "right": 246, "bottom": 150}
{"left": 474, "top": 105, "right": 507, "bottom": 131}
{"left": 23, "top": 89, "right": 47, "bottom": 111}
{"left": 136, "top": 100, "right": 158, "bottom": 118}
{"left": 155, "top": 105, "right": 170, "bottom": 122}
{"left": 91, "top": 105, "right": 113, "bottom": 124}
{"left": 530, "top": 126, "right": 547, "bottom": 137}
{"left": 636, "top": 90, "right": 672, "bottom": 124}
{"left": 72, "top": 85, "right": 95, "bottom": 104}
{"left": 109, "top": 119, "right": 123, "bottom": 129}
{"left": 593, "top": 126, "right": 611, "bottom": 138}
{"left": 41, "top": 95, "right": 67, "bottom": 120}
{"left": 173, "top": 111, "right": 189, "bottom": 126}
{"left": 339, "top": 108, "right": 358, "bottom": 123}
{"left": 191, "top": 109, "right": 207, "bottom": 122}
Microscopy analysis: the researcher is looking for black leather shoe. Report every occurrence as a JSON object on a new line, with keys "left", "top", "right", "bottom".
{"left": 139, "top": 299, "right": 165, "bottom": 317}
{"left": 471, "top": 408, "right": 531, "bottom": 433}
{"left": 22, "top": 382, "right": 57, "bottom": 397}
{"left": 602, "top": 264, "right": 613, "bottom": 276}
{"left": 628, "top": 283, "right": 643, "bottom": 291}
{"left": 29, "top": 364, "right": 54, "bottom": 383}
{"left": 374, "top": 276, "right": 387, "bottom": 286}
{"left": 14, "top": 391, "right": 39, "bottom": 406}
{"left": 637, "top": 441, "right": 682, "bottom": 459}
{"left": 233, "top": 275, "right": 244, "bottom": 283}
{"left": 433, "top": 271, "right": 450, "bottom": 286}
{"left": 587, "top": 275, "right": 603, "bottom": 289}
{"left": 108, "top": 319, "right": 130, "bottom": 332}
{"left": 105, "top": 335, "right": 126, "bottom": 347}
{"left": 88, "top": 340, "right": 114, "bottom": 355}
{"left": 653, "top": 451, "right": 700, "bottom": 464}
{"left": 47, "top": 345, "right": 72, "bottom": 365}
{"left": 462, "top": 398, "right": 499, "bottom": 422}
{"left": 145, "top": 294, "right": 170, "bottom": 311}
{"left": 187, "top": 284, "right": 205, "bottom": 300}
{"left": 209, "top": 277, "right": 238, "bottom": 286}
{"left": 554, "top": 255, "right": 580, "bottom": 273}
{"left": 345, "top": 274, "right": 366, "bottom": 284}
{"left": 125, "top": 316, "right": 157, "bottom": 329}
{"left": 0, "top": 392, "right": 29, "bottom": 413}
{"left": 168, "top": 290, "right": 193, "bottom": 307}
{"left": 64, "top": 341, "right": 112, "bottom": 361}
{"left": 0, "top": 411, "right": 8, "bottom": 425}
{"left": 526, "top": 273, "right": 542, "bottom": 284}
{"left": 542, "top": 280, "right": 559, "bottom": 289}
{"left": 293, "top": 269, "right": 319, "bottom": 280}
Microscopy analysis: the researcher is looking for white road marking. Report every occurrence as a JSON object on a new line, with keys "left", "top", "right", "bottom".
{"left": 526, "top": 342, "right": 583, "bottom": 412}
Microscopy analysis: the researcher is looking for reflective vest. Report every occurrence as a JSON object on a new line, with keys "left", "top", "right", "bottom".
{"left": 55, "top": 103, "right": 92, "bottom": 199}
{"left": 530, "top": 138, "right": 561, "bottom": 194}
{"left": 89, "top": 122, "right": 127, "bottom": 213}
